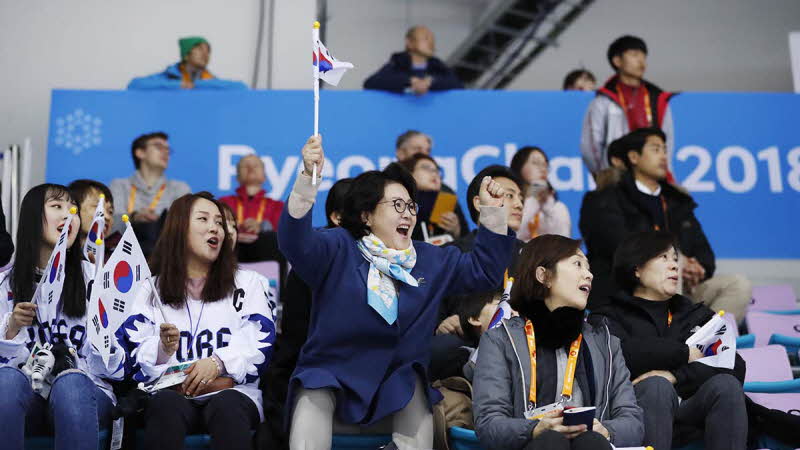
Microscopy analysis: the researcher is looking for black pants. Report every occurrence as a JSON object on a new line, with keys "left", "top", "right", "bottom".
{"left": 144, "top": 389, "right": 259, "bottom": 450}
{"left": 525, "top": 429, "right": 611, "bottom": 450}
{"left": 634, "top": 374, "right": 747, "bottom": 450}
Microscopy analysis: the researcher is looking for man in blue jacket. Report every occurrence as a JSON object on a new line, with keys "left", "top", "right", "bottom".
{"left": 128, "top": 36, "right": 247, "bottom": 90}
{"left": 364, "top": 26, "right": 463, "bottom": 95}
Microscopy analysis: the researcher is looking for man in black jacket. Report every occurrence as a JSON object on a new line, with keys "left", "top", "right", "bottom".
{"left": 579, "top": 128, "right": 750, "bottom": 319}
{"left": 364, "top": 26, "right": 463, "bottom": 95}
{"left": 429, "top": 166, "right": 524, "bottom": 380}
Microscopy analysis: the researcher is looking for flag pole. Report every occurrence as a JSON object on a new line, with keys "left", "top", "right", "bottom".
{"left": 312, "top": 20, "right": 320, "bottom": 185}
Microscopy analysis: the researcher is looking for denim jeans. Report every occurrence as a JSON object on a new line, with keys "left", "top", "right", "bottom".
{"left": 0, "top": 366, "right": 113, "bottom": 450}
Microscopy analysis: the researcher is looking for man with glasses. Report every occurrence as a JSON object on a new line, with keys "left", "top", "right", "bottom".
{"left": 110, "top": 131, "right": 191, "bottom": 255}
{"left": 429, "top": 165, "right": 526, "bottom": 380}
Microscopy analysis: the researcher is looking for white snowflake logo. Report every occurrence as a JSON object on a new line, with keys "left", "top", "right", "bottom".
{"left": 54, "top": 108, "right": 102, "bottom": 155}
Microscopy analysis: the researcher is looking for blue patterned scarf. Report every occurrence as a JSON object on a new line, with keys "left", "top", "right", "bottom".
{"left": 357, "top": 234, "right": 418, "bottom": 324}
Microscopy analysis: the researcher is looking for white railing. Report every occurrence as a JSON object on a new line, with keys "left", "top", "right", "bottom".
{"left": 1, "top": 138, "right": 33, "bottom": 246}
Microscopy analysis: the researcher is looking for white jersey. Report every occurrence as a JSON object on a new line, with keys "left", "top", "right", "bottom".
{"left": 118, "top": 269, "right": 275, "bottom": 419}
{"left": 0, "top": 262, "right": 125, "bottom": 403}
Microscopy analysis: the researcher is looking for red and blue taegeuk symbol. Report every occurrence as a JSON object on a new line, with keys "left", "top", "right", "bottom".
{"left": 98, "top": 298, "right": 109, "bottom": 328}
{"left": 88, "top": 222, "right": 101, "bottom": 242}
{"left": 113, "top": 261, "right": 133, "bottom": 293}
{"left": 48, "top": 252, "right": 61, "bottom": 283}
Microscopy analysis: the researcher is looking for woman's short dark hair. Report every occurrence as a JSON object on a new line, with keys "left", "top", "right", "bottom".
{"left": 10, "top": 184, "right": 86, "bottom": 318}
{"left": 613, "top": 231, "right": 677, "bottom": 294}
{"left": 339, "top": 163, "right": 417, "bottom": 240}
{"left": 466, "top": 165, "right": 523, "bottom": 223}
{"left": 562, "top": 69, "right": 596, "bottom": 90}
{"left": 149, "top": 192, "right": 237, "bottom": 307}
{"left": 510, "top": 234, "right": 582, "bottom": 313}
{"left": 325, "top": 178, "right": 353, "bottom": 228}
{"left": 398, "top": 153, "right": 438, "bottom": 174}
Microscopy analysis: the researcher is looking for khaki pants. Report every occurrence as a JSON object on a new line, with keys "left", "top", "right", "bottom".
{"left": 690, "top": 274, "right": 752, "bottom": 324}
{"left": 289, "top": 376, "right": 433, "bottom": 450}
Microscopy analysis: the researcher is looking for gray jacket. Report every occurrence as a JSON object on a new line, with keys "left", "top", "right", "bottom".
{"left": 580, "top": 95, "right": 674, "bottom": 175}
{"left": 473, "top": 316, "right": 643, "bottom": 450}
{"left": 109, "top": 171, "right": 191, "bottom": 235}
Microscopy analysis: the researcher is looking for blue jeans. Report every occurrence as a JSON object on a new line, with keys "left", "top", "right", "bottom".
{"left": 0, "top": 366, "right": 113, "bottom": 450}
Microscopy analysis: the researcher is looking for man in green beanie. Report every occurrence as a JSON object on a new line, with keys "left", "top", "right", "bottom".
{"left": 128, "top": 36, "right": 247, "bottom": 90}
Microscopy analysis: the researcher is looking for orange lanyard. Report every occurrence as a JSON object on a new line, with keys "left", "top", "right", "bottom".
{"left": 617, "top": 84, "right": 653, "bottom": 126}
{"left": 527, "top": 212, "right": 541, "bottom": 238}
{"left": 127, "top": 183, "right": 166, "bottom": 215}
{"left": 236, "top": 197, "right": 267, "bottom": 224}
{"left": 653, "top": 196, "right": 669, "bottom": 232}
{"left": 668, "top": 310, "right": 673, "bottom": 327}
{"left": 525, "top": 319, "right": 583, "bottom": 407}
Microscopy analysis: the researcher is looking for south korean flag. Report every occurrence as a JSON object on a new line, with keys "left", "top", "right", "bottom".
{"left": 685, "top": 311, "right": 737, "bottom": 369}
{"left": 82, "top": 194, "right": 106, "bottom": 276}
{"left": 88, "top": 217, "right": 152, "bottom": 367}
{"left": 31, "top": 206, "right": 77, "bottom": 334}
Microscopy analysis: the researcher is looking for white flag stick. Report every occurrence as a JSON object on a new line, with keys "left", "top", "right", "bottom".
{"left": 148, "top": 277, "right": 170, "bottom": 324}
{"left": 311, "top": 21, "right": 321, "bottom": 186}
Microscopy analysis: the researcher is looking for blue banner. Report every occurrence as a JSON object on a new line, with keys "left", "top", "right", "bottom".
{"left": 47, "top": 90, "right": 800, "bottom": 258}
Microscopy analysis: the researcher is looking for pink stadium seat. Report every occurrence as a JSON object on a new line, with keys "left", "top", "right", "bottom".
{"left": 750, "top": 285, "right": 798, "bottom": 311}
{"left": 738, "top": 345, "right": 793, "bottom": 382}
{"left": 746, "top": 311, "right": 800, "bottom": 347}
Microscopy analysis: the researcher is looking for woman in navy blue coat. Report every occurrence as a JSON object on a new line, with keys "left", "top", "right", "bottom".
{"left": 279, "top": 136, "right": 515, "bottom": 449}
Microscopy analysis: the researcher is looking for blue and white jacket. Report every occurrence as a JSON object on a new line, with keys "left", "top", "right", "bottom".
{"left": 118, "top": 269, "right": 275, "bottom": 419}
{"left": 0, "top": 263, "right": 125, "bottom": 403}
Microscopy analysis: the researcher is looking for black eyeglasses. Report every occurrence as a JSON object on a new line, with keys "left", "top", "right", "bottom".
{"left": 378, "top": 199, "right": 419, "bottom": 216}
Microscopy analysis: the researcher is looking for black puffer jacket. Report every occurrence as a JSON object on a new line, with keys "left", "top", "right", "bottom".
{"left": 592, "top": 292, "right": 745, "bottom": 399}
{"left": 579, "top": 172, "right": 715, "bottom": 309}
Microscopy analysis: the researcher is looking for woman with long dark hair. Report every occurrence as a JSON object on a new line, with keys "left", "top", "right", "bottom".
{"left": 279, "top": 136, "right": 515, "bottom": 449}
{"left": 510, "top": 146, "right": 571, "bottom": 241}
{"left": 0, "top": 184, "right": 122, "bottom": 449}
{"left": 119, "top": 192, "right": 275, "bottom": 450}
{"left": 473, "top": 234, "right": 643, "bottom": 450}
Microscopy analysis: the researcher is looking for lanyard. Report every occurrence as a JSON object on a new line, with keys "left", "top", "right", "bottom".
{"left": 652, "top": 195, "right": 669, "bottom": 232}
{"left": 128, "top": 183, "right": 166, "bottom": 215}
{"left": 185, "top": 300, "right": 206, "bottom": 352}
{"left": 236, "top": 197, "right": 268, "bottom": 225}
{"left": 525, "top": 319, "right": 583, "bottom": 407}
{"left": 668, "top": 310, "right": 673, "bottom": 327}
{"left": 616, "top": 84, "right": 653, "bottom": 127}
{"left": 527, "top": 212, "right": 541, "bottom": 239}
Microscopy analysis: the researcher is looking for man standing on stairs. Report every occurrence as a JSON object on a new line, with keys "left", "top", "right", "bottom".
{"left": 581, "top": 35, "right": 677, "bottom": 183}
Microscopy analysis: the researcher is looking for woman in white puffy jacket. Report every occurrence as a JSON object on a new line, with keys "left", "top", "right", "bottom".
{"left": 118, "top": 192, "right": 275, "bottom": 450}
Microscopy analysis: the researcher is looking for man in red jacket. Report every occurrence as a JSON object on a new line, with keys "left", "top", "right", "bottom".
{"left": 220, "top": 155, "right": 284, "bottom": 260}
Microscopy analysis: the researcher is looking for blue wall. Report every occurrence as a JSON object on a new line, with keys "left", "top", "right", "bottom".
{"left": 47, "top": 90, "right": 800, "bottom": 258}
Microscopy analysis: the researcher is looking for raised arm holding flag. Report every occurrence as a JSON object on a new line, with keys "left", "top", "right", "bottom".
{"left": 311, "top": 20, "right": 353, "bottom": 185}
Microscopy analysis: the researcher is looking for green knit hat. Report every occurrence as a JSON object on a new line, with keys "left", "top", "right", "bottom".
{"left": 179, "top": 36, "right": 209, "bottom": 60}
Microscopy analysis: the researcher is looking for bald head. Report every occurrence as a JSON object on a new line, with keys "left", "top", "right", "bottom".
{"left": 237, "top": 154, "right": 266, "bottom": 187}
{"left": 405, "top": 25, "right": 435, "bottom": 58}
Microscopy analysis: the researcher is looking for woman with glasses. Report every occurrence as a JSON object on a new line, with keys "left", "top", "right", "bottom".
{"left": 279, "top": 136, "right": 515, "bottom": 450}
{"left": 510, "top": 146, "right": 571, "bottom": 241}
{"left": 399, "top": 153, "right": 468, "bottom": 242}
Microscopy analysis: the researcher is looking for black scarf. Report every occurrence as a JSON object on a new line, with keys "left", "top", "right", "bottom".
{"left": 519, "top": 297, "right": 585, "bottom": 349}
